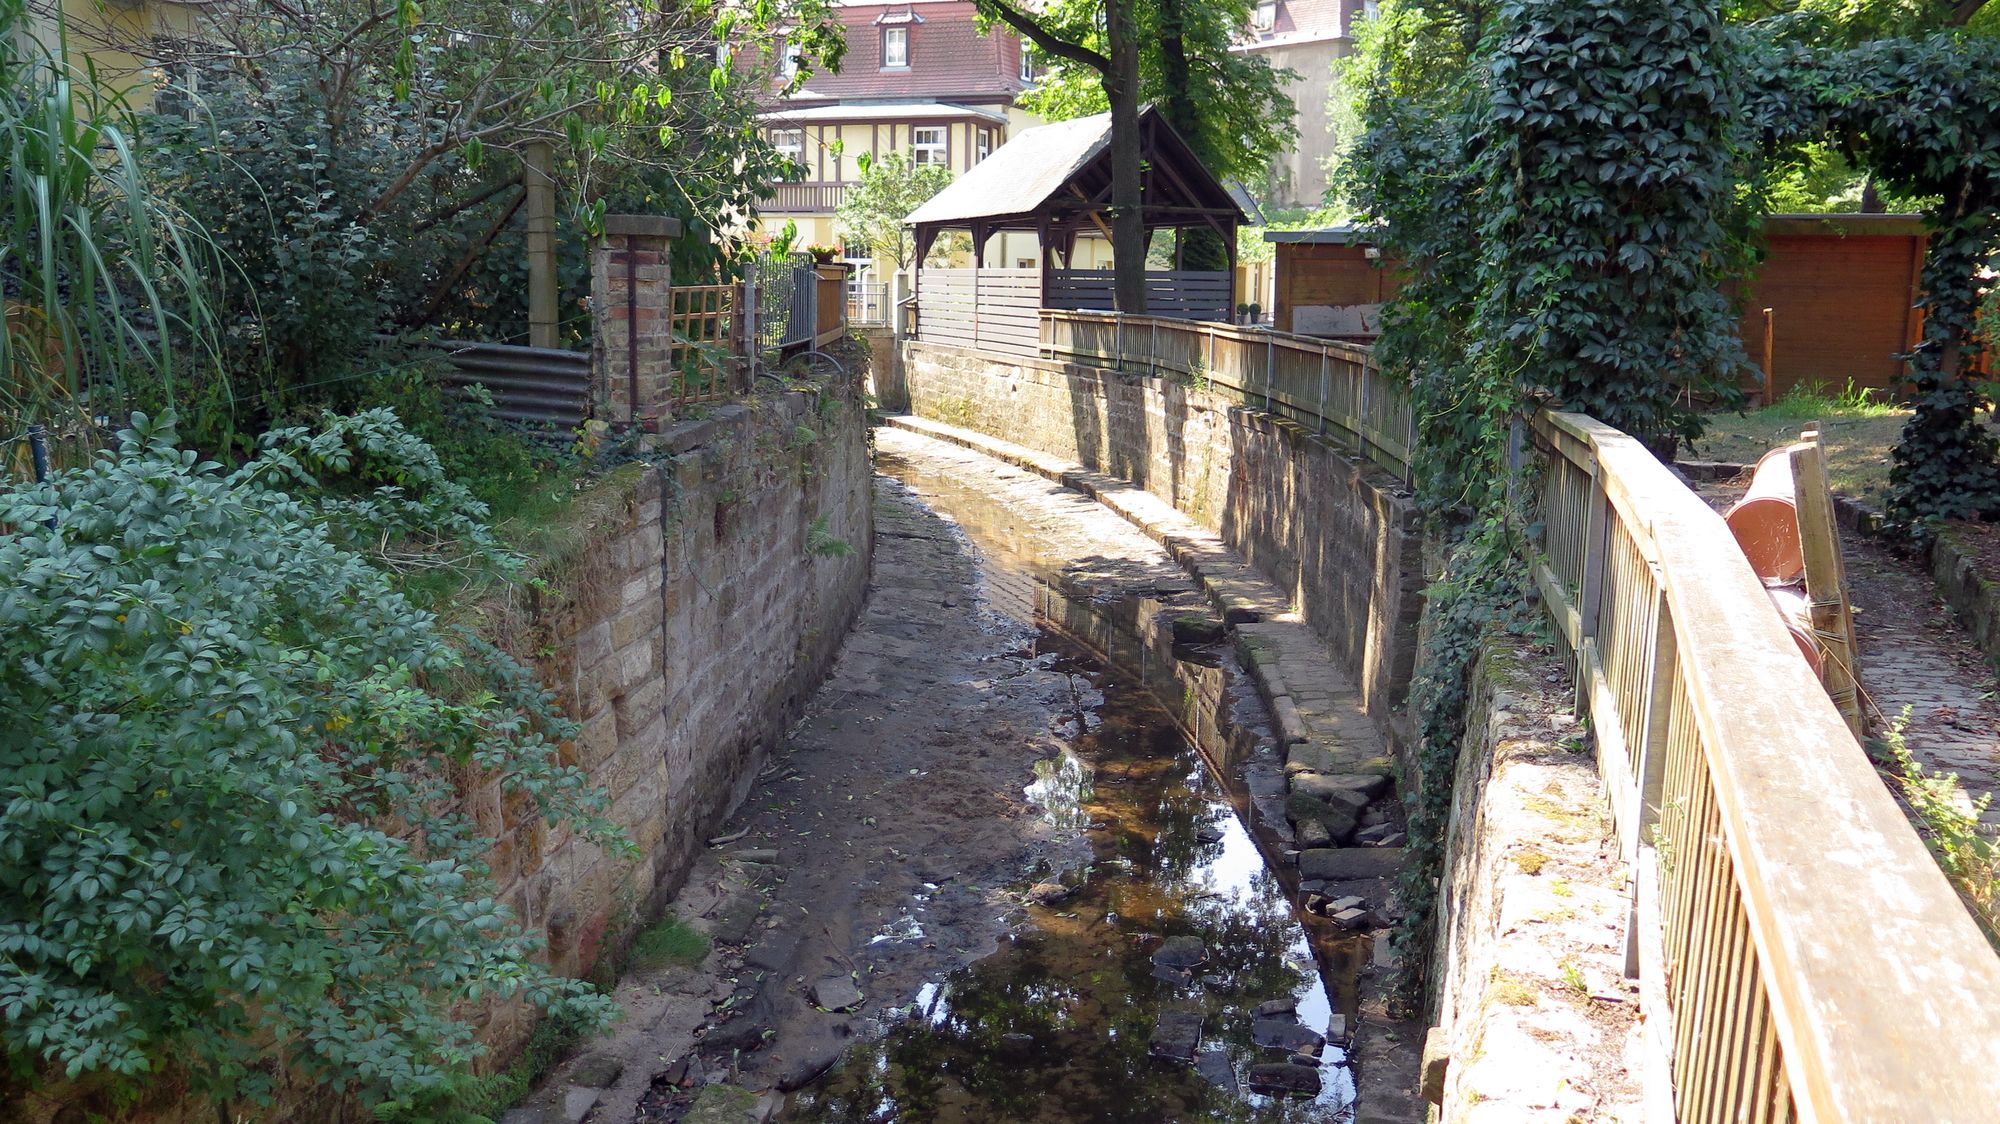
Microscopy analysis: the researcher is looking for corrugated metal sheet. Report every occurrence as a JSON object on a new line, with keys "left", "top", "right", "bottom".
{"left": 429, "top": 340, "right": 591, "bottom": 430}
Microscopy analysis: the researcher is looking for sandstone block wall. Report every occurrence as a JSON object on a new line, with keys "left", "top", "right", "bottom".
{"left": 901, "top": 340, "right": 1422, "bottom": 727}
{"left": 488, "top": 370, "right": 873, "bottom": 996}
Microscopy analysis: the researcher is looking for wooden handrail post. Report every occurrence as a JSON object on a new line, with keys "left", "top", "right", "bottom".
{"left": 1318, "top": 347, "right": 1329, "bottom": 435}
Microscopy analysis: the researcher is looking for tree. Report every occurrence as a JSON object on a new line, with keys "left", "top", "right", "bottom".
{"left": 976, "top": 0, "right": 1149, "bottom": 313}
{"left": 124, "top": 0, "right": 844, "bottom": 407}
{"left": 1013, "top": 0, "right": 1297, "bottom": 188}
{"left": 1007, "top": 0, "right": 1296, "bottom": 270}
{"left": 834, "top": 152, "right": 963, "bottom": 274}
{"left": 0, "top": 410, "right": 623, "bottom": 1109}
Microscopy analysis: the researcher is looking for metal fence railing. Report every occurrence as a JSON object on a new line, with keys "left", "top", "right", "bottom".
{"left": 848, "top": 282, "right": 890, "bottom": 326}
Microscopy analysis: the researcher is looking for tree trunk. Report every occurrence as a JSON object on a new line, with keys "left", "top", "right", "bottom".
{"left": 1105, "top": 0, "right": 1148, "bottom": 315}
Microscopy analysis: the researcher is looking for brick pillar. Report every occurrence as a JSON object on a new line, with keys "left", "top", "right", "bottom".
{"left": 591, "top": 215, "right": 681, "bottom": 429}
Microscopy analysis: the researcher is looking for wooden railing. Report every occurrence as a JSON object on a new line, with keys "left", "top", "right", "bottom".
{"left": 939, "top": 310, "right": 2000, "bottom": 1118}
{"left": 1045, "top": 268, "right": 1234, "bottom": 322}
{"left": 1039, "top": 309, "right": 1414, "bottom": 479}
{"left": 766, "top": 182, "right": 845, "bottom": 212}
{"left": 668, "top": 284, "right": 740, "bottom": 404}
{"left": 1530, "top": 411, "right": 2000, "bottom": 1123}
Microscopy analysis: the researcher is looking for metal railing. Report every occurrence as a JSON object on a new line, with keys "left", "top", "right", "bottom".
{"left": 1529, "top": 410, "right": 2000, "bottom": 1123}
{"left": 1039, "top": 309, "right": 1414, "bottom": 480}
{"left": 848, "top": 282, "right": 890, "bottom": 326}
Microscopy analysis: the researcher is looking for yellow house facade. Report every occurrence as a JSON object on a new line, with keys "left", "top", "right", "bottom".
{"left": 17, "top": 0, "right": 198, "bottom": 104}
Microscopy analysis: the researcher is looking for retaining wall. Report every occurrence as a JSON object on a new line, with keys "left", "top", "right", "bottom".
{"left": 901, "top": 340, "right": 1423, "bottom": 729}
{"left": 479, "top": 362, "right": 873, "bottom": 999}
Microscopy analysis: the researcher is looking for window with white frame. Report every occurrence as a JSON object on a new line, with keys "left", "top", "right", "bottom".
{"left": 770, "top": 128, "right": 804, "bottom": 162}
{"left": 882, "top": 27, "right": 909, "bottom": 67}
{"left": 976, "top": 130, "right": 991, "bottom": 162}
{"left": 1252, "top": 1, "right": 1277, "bottom": 31}
{"left": 1019, "top": 45, "right": 1036, "bottom": 81}
{"left": 912, "top": 126, "right": 946, "bottom": 166}
{"left": 782, "top": 39, "right": 802, "bottom": 78}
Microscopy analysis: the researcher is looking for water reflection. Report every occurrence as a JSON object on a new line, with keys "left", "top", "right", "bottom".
{"left": 785, "top": 638, "right": 1355, "bottom": 1123}
{"left": 784, "top": 450, "right": 1361, "bottom": 1123}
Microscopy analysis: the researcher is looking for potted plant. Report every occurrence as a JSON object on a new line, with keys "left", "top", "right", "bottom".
{"left": 806, "top": 244, "right": 839, "bottom": 265}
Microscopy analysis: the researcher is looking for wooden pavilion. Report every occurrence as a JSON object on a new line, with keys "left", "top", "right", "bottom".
{"left": 904, "top": 106, "right": 1245, "bottom": 353}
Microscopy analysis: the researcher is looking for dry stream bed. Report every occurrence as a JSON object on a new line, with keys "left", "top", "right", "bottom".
{"left": 521, "top": 431, "right": 1403, "bottom": 1124}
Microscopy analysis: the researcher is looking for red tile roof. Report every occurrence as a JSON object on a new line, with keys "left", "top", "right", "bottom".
{"left": 774, "top": 1, "right": 1028, "bottom": 105}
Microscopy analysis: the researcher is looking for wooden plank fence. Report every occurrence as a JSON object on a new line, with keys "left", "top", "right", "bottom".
{"left": 1045, "top": 268, "right": 1234, "bottom": 322}
{"left": 916, "top": 269, "right": 1042, "bottom": 356}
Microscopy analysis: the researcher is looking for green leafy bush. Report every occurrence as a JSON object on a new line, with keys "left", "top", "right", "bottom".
{"left": 0, "top": 412, "right": 621, "bottom": 1105}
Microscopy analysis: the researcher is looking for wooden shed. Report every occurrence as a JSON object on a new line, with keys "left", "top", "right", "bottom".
{"left": 904, "top": 106, "right": 1245, "bottom": 355}
{"left": 1267, "top": 226, "right": 1404, "bottom": 338}
{"left": 1268, "top": 214, "right": 1930, "bottom": 399}
{"left": 1732, "top": 214, "right": 1926, "bottom": 399}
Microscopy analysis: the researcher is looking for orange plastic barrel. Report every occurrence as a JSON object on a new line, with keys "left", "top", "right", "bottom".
{"left": 1725, "top": 448, "right": 1804, "bottom": 584}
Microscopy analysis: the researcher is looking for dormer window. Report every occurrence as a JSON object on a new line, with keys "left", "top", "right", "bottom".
{"left": 1019, "top": 45, "right": 1036, "bottom": 81}
{"left": 1253, "top": 1, "right": 1277, "bottom": 31}
{"left": 781, "top": 39, "right": 802, "bottom": 78}
{"left": 882, "top": 27, "right": 909, "bottom": 67}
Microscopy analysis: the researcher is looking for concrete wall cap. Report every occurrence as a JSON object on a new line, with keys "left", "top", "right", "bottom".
{"left": 603, "top": 214, "right": 683, "bottom": 239}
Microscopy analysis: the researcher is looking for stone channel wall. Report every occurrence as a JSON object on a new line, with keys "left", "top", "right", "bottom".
{"left": 901, "top": 340, "right": 1423, "bottom": 732}
{"left": 1421, "top": 642, "right": 1646, "bottom": 1121}
{"left": 480, "top": 364, "right": 873, "bottom": 1002}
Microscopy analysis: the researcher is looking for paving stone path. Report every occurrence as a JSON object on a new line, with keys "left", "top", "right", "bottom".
{"left": 1845, "top": 534, "right": 2000, "bottom": 825}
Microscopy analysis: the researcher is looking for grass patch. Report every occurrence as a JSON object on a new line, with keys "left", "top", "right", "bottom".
{"left": 1513, "top": 848, "right": 1550, "bottom": 875}
{"left": 1695, "top": 380, "right": 1918, "bottom": 506}
{"left": 1489, "top": 969, "right": 1540, "bottom": 1007}
{"left": 626, "top": 915, "right": 711, "bottom": 971}
{"left": 1558, "top": 958, "right": 1588, "bottom": 995}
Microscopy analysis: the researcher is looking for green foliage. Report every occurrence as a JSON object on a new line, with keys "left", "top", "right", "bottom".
{"left": 625, "top": 917, "right": 711, "bottom": 971}
{"left": 134, "top": 0, "right": 834, "bottom": 415}
{"left": 1004, "top": 0, "right": 1299, "bottom": 186}
{"left": 834, "top": 152, "right": 963, "bottom": 270}
{"left": 1388, "top": 521, "right": 1533, "bottom": 1014}
{"left": 1745, "top": 31, "right": 2000, "bottom": 521}
{"left": 1874, "top": 710, "right": 2000, "bottom": 942}
{"left": 1352, "top": 0, "right": 1753, "bottom": 1010}
{"left": 0, "top": 2, "right": 224, "bottom": 446}
{"left": 0, "top": 411, "right": 623, "bottom": 1106}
